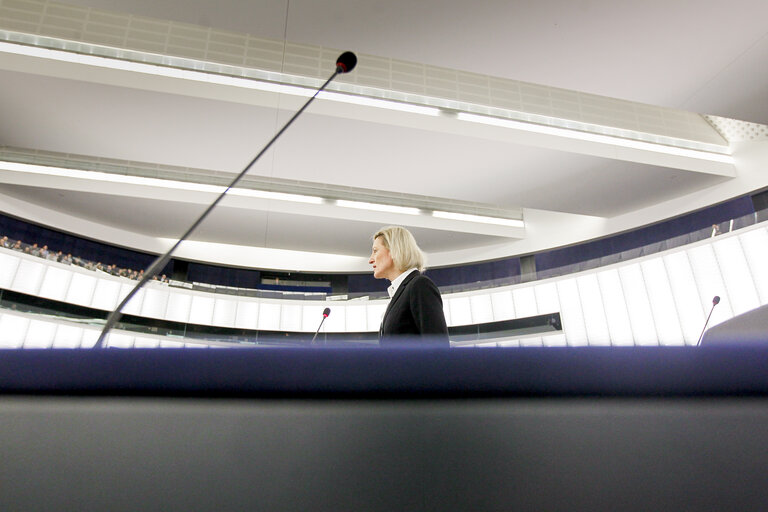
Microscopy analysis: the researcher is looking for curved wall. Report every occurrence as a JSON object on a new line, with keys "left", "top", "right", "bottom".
{"left": 3, "top": 218, "right": 768, "bottom": 348}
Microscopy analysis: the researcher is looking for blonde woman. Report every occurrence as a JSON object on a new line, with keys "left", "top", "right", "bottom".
{"left": 369, "top": 226, "right": 449, "bottom": 345}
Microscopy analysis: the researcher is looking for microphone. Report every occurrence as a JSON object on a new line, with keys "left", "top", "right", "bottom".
{"left": 311, "top": 308, "right": 331, "bottom": 345}
{"left": 696, "top": 295, "right": 720, "bottom": 346}
{"left": 336, "top": 51, "right": 357, "bottom": 73}
{"left": 94, "top": 52, "right": 357, "bottom": 348}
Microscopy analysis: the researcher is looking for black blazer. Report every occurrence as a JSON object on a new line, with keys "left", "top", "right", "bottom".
{"left": 379, "top": 271, "right": 449, "bottom": 346}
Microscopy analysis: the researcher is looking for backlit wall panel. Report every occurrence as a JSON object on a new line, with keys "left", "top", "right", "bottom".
{"left": 119, "top": 283, "right": 145, "bottom": 316}
{"left": 0, "top": 252, "right": 20, "bottom": 288}
{"left": 512, "top": 287, "right": 538, "bottom": 319}
{"left": 0, "top": 312, "right": 28, "bottom": 348}
{"left": 165, "top": 292, "right": 192, "bottom": 323}
{"left": 141, "top": 287, "right": 170, "bottom": 319}
{"left": 65, "top": 272, "right": 97, "bottom": 307}
{"left": 25, "top": 319, "right": 56, "bottom": 348}
{"left": 92, "top": 278, "right": 121, "bottom": 312}
{"left": 617, "top": 263, "right": 657, "bottom": 345}
{"left": 596, "top": 268, "right": 633, "bottom": 345}
{"left": 11, "top": 259, "right": 45, "bottom": 296}
{"left": 687, "top": 244, "right": 733, "bottom": 328}
{"left": 38, "top": 266, "right": 72, "bottom": 302}
{"left": 576, "top": 274, "right": 610, "bottom": 345}
{"left": 4, "top": 223, "right": 768, "bottom": 347}
{"left": 739, "top": 227, "right": 768, "bottom": 303}
{"left": 555, "top": 278, "right": 588, "bottom": 346}
{"left": 640, "top": 258, "right": 683, "bottom": 345}
{"left": 212, "top": 298, "right": 237, "bottom": 328}
{"left": 663, "top": 252, "right": 704, "bottom": 344}
{"left": 712, "top": 237, "right": 760, "bottom": 316}
{"left": 190, "top": 295, "right": 215, "bottom": 326}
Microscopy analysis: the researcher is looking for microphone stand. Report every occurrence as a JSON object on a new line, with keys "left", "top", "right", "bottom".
{"left": 310, "top": 315, "right": 329, "bottom": 346}
{"left": 696, "top": 296, "right": 720, "bottom": 346}
{"left": 95, "top": 60, "right": 352, "bottom": 348}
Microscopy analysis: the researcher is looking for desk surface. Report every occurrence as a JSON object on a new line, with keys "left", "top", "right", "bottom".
{"left": 3, "top": 345, "right": 768, "bottom": 397}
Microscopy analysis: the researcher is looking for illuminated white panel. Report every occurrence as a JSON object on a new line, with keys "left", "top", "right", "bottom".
{"left": 91, "top": 278, "right": 121, "bottom": 311}
{"left": 596, "top": 269, "right": 633, "bottom": 345}
{"left": 496, "top": 339, "right": 520, "bottom": 347}
{"left": 160, "top": 339, "right": 185, "bottom": 348}
{"left": 442, "top": 300, "right": 451, "bottom": 326}
{"left": 166, "top": 292, "right": 192, "bottom": 323}
{"left": 0, "top": 313, "right": 28, "bottom": 348}
{"left": 449, "top": 297, "right": 472, "bottom": 326}
{"left": 258, "top": 303, "right": 281, "bottom": 331}
{"left": 80, "top": 329, "right": 99, "bottom": 348}
{"left": 212, "top": 298, "right": 237, "bottom": 327}
{"left": 281, "top": 304, "right": 303, "bottom": 332}
{"left": 618, "top": 263, "right": 658, "bottom": 345}
{"left": 184, "top": 343, "right": 208, "bottom": 348}
{"left": 234, "top": 300, "right": 259, "bottom": 329}
{"left": 11, "top": 259, "right": 46, "bottom": 295}
{"left": 366, "top": 303, "right": 387, "bottom": 332}
{"left": 512, "top": 287, "right": 538, "bottom": 319}
{"left": 543, "top": 333, "right": 568, "bottom": 347}
{"left": 38, "top": 266, "right": 73, "bottom": 301}
{"left": 739, "top": 227, "right": 768, "bottom": 303}
{"left": 107, "top": 333, "right": 134, "bottom": 348}
{"left": 713, "top": 237, "right": 760, "bottom": 316}
{"left": 189, "top": 295, "right": 215, "bottom": 326}
{"left": 134, "top": 336, "right": 160, "bottom": 348}
{"left": 345, "top": 305, "right": 368, "bottom": 332}
{"left": 52, "top": 323, "right": 83, "bottom": 348}
{"left": 687, "top": 244, "right": 733, "bottom": 328}
{"left": 534, "top": 283, "right": 560, "bottom": 315}
{"left": 520, "top": 336, "right": 543, "bottom": 347}
{"left": 575, "top": 274, "right": 610, "bottom": 345}
{"left": 65, "top": 272, "right": 97, "bottom": 307}
{"left": 24, "top": 320, "right": 57, "bottom": 348}
{"left": 301, "top": 305, "right": 324, "bottom": 332}
{"left": 555, "top": 278, "right": 588, "bottom": 346}
{"left": 639, "top": 258, "right": 683, "bottom": 345}
{"left": 663, "top": 252, "right": 705, "bottom": 345}
{"left": 141, "top": 287, "right": 169, "bottom": 319}
{"left": 325, "top": 306, "right": 346, "bottom": 333}
{"left": 469, "top": 295, "right": 493, "bottom": 324}
{"left": 490, "top": 291, "right": 515, "bottom": 321}
{"left": 118, "top": 283, "right": 145, "bottom": 315}
{"left": 0, "top": 252, "right": 20, "bottom": 288}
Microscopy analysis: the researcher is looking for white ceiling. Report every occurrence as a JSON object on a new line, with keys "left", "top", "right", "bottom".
{"left": 0, "top": 0, "right": 767, "bottom": 271}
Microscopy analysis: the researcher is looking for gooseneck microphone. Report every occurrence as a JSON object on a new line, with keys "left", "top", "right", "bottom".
{"left": 94, "top": 52, "right": 357, "bottom": 348}
{"left": 696, "top": 295, "right": 720, "bottom": 346}
{"left": 311, "top": 307, "right": 331, "bottom": 345}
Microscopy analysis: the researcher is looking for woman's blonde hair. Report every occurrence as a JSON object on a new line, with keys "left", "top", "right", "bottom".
{"left": 373, "top": 226, "right": 425, "bottom": 272}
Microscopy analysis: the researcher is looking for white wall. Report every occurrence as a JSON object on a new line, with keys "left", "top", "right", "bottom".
{"left": 2, "top": 219, "right": 768, "bottom": 347}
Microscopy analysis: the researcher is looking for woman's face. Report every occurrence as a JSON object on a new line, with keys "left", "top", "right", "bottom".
{"left": 369, "top": 236, "right": 396, "bottom": 280}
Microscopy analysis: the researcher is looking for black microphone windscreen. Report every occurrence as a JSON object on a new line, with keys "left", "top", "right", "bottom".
{"left": 336, "top": 52, "right": 357, "bottom": 73}
{"left": 713, "top": 296, "right": 720, "bottom": 305}
{"left": 323, "top": 307, "right": 331, "bottom": 317}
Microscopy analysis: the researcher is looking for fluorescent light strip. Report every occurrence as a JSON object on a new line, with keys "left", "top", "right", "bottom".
{"left": 0, "top": 161, "right": 324, "bottom": 204}
{"left": 432, "top": 210, "right": 525, "bottom": 228}
{"left": 457, "top": 113, "right": 734, "bottom": 164}
{"left": 318, "top": 91, "right": 440, "bottom": 116}
{"left": 336, "top": 199, "right": 420, "bottom": 215}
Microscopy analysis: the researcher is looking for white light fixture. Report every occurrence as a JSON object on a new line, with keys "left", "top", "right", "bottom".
{"left": 457, "top": 112, "right": 734, "bottom": 164}
{"left": 432, "top": 210, "right": 525, "bottom": 228}
{"left": 336, "top": 199, "right": 420, "bottom": 215}
{"left": 318, "top": 91, "right": 440, "bottom": 116}
{"left": 0, "top": 161, "right": 324, "bottom": 204}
